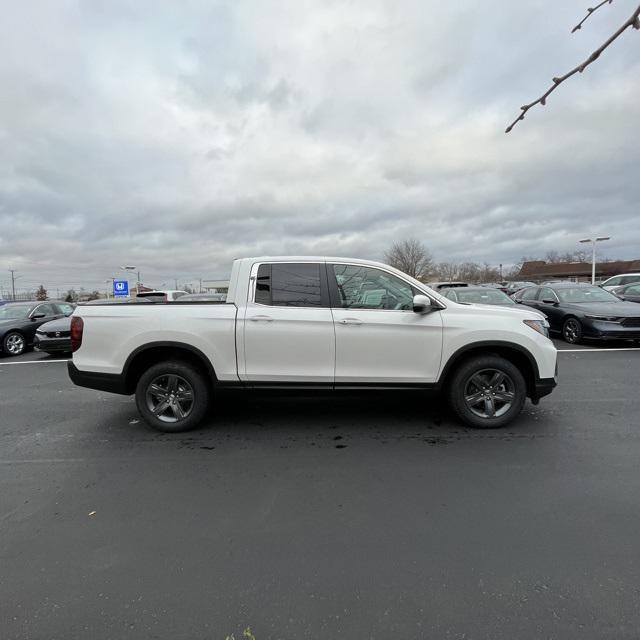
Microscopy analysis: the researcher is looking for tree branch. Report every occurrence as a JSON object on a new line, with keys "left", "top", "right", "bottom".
{"left": 505, "top": 3, "right": 640, "bottom": 133}
{"left": 572, "top": 0, "right": 613, "bottom": 34}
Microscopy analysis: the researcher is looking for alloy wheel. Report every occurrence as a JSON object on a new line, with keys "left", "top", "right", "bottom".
{"left": 5, "top": 334, "right": 25, "bottom": 355}
{"left": 145, "top": 374, "right": 194, "bottom": 423}
{"left": 463, "top": 368, "right": 516, "bottom": 419}
{"left": 563, "top": 319, "right": 580, "bottom": 344}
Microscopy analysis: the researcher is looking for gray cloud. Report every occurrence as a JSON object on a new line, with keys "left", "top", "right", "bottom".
{"left": 1, "top": 0, "right": 639, "bottom": 295}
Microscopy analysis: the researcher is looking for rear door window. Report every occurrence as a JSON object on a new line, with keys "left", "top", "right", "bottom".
{"left": 254, "top": 263, "right": 325, "bottom": 307}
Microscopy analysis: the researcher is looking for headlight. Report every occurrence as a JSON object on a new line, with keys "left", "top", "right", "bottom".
{"left": 585, "top": 315, "right": 621, "bottom": 322}
{"left": 36, "top": 330, "right": 45, "bottom": 335}
{"left": 523, "top": 319, "right": 549, "bottom": 338}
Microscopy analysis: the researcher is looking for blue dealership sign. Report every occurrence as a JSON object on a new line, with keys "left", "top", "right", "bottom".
{"left": 113, "top": 280, "right": 129, "bottom": 297}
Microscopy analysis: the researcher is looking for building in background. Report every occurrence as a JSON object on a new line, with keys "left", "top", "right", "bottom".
{"left": 201, "top": 279, "right": 229, "bottom": 294}
{"left": 518, "top": 259, "right": 640, "bottom": 283}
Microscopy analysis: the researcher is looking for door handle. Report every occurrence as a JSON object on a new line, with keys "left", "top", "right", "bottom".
{"left": 340, "top": 318, "right": 363, "bottom": 325}
{"left": 249, "top": 315, "right": 274, "bottom": 322}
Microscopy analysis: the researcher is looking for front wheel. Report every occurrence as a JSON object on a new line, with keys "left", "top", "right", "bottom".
{"left": 135, "top": 360, "right": 211, "bottom": 433}
{"left": 562, "top": 318, "right": 582, "bottom": 344}
{"left": 447, "top": 356, "right": 527, "bottom": 429}
{"left": 2, "top": 331, "right": 26, "bottom": 357}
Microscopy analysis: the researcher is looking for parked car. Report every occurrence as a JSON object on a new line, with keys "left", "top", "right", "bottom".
{"left": 34, "top": 311, "right": 76, "bottom": 355}
{"left": 515, "top": 282, "right": 640, "bottom": 344}
{"left": 600, "top": 273, "right": 640, "bottom": 291}
{"left": 177, "top": 292, "right": 227, "bottom": 302}
{"left": 612, "top": 283, "right": 640, "bottom": 304}
{"left": 479, "top": 282, "right": 509, "bottom": 293}
{"left": 68, "top": 256, "right": 557, "bottom": 432}
{"left": 427, "top": 281, "right": 469, "bottom": 291}
{"left": 136, "top": 290, "right": 188, "bottom": 302}
{"left": 505, "top": 281, "right": 537, "bottom": 296}
{"left": 0, "top": 301, "right": 74, "bottom": 357}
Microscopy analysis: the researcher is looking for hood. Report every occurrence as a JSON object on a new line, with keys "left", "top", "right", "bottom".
{"left": 563, "top": 301, "right": 640, "bottom": 317}
{"left": 459, "top": 302, "right": 547, "bottom": 321}
{"left": 38, "top": 317, "right": 72, "bottom": 331}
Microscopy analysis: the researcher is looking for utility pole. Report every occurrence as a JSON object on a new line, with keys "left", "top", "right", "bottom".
{"left": 174, "top": 278, "right": 178, "bottom": 289}
{"left": 9, "top": 269, "right": 17, "bottom": 301}
{"left": 199, "top": 278, "right": 202, "bottom": 293}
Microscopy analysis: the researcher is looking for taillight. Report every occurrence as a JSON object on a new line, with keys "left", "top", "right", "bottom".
{"left": 70, "top": 316, "right": 84, "bottom": 352}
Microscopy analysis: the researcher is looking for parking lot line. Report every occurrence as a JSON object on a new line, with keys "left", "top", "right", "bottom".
{"left": 0, "top": 359, "right": 69, "bottom": 366}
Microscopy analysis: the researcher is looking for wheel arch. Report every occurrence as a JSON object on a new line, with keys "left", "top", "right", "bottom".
{"left": 123, "top": 341, "right": 217, "bottom": 394}
{"left": 439, "top": 341, "right": 539, "bottom": 399}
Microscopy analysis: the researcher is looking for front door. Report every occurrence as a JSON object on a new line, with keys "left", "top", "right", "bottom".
{"left": 328, "top": 263, "right": 443, "bottom": 385}
{"left": 241, "top": 262, "right": 335, "bottom": 384}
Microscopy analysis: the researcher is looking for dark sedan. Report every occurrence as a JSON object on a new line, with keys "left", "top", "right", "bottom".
{"left": 516, "top": 283, "right": 640, "bottom": 344}
{"left": 34, "top": 313, "right": 76, "bottom": 355}
{"left": 0, "top": 301, "right": 75, "bottom": 357}
{"left": 612, "top": 283, "right": 640, "bottom": 304}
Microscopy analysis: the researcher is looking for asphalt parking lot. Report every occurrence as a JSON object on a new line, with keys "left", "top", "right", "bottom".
{"left": 2, "top": 340, "right": 640, "bottom": 639}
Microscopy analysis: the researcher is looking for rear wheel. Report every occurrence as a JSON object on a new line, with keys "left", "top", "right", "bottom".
{"left": 448, "top": 355, "right": 527, "bottom": 428}
{"left": 135, "top": 360, "right": 210, "bottom": 432}
{"left": 562, "top": 317, "right": 582, "bottom": 344}
{"left": 2, "top": 332, "right": 26, "bottom": 357}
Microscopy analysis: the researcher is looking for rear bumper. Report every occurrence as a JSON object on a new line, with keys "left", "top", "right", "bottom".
{"left": 68, "top": 361, "right": 129, "bottom": 395}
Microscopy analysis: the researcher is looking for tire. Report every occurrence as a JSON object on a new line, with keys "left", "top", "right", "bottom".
{"left": 447, "top": 355, "right": 527, "bottom": 429}
{"left": 135, "top": 360, "right": 211, "bottom": 433}
{"left": 562, "top": 317, "right": 582, "bottom": 344}
{"left": 2, "top": 331, "right": 26, "bottom": 357}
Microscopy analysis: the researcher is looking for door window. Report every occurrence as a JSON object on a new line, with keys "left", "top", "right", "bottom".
{"left": 537, "top": 288, "right": 558, "bottom": 302}
{"left": 621, "top": 275, "right": 640, "bottom": 285}
{"left": 33, "top": 304, "right": 55, "bottom": 317}
{"left": 254, "top": 263, "right": 323, "bottom": 307}
{"left": 331, "top": 264, "right": 417, "bottom": 310}
{"left": 520, "top": 287, "right": 539, "bottom": 301}
{"left": 605, "top": 276, "right": 622, "bottom": 287}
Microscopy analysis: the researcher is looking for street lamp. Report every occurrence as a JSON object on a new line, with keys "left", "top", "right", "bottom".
{"left": 579, "top": 237, "right": 610, "bottom": 284}
{"left": 120, "top": 265, "right": 141, "bottom": 292}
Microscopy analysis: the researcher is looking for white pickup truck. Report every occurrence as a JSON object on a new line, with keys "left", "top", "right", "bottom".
{"left": 68, "top": 256, "right": 557, "bottom": 432}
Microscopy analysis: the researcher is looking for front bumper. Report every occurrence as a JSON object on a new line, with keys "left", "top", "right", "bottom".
{"left": 34, "top": 336, "right": 71, "bottom": 353}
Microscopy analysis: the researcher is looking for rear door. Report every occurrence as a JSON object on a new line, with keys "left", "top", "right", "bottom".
{"left": 241, "top": 262, "right": 335, "bottom": 384}
{"left": 328, "top": 263, "right": 443, "bottom": 385}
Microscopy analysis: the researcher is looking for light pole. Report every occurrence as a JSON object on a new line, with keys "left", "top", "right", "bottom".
{"left": 579, "top": 237, "right": 610, "bottom": 284}
{"left": 120, "top": 265, "right": 140, "bottom": 293}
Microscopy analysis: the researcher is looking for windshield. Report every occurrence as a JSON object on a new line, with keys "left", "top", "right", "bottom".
{"left": 455, "top": 289, "right": 515, "bottom": 305}
{"left": 0, "top": 304, "right": 33, "bottom": 320}
{"left": 556, "top": 287, "right": 619, "bottom": 303}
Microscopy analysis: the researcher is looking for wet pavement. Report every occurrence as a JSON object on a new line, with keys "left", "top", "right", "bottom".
{"left": 1, "top": 345, "right": 640, "bottom": 639}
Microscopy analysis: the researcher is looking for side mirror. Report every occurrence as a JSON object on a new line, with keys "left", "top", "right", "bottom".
{"left": 541, "top": 298, "right": 557, "bottom": 305}
{"left": 31, "top": 313, "right": 46, "bottom": 320}
{"left": 413, "top": 294, "right": 433, "bottom": 313}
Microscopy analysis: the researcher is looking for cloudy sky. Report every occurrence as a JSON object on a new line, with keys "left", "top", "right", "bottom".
{"left": 1, "top": 0, "right": 639, "bottom": 294}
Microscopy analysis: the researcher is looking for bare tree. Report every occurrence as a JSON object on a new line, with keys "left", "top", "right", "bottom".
{"left": 36, "top": 285, "right": 48, "bottom": 301}
{"left": 506, "top": 1, "right": 640, "bottom": 132}
{"left": 384, "top": 239, "right": 434, "bottom": 280}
